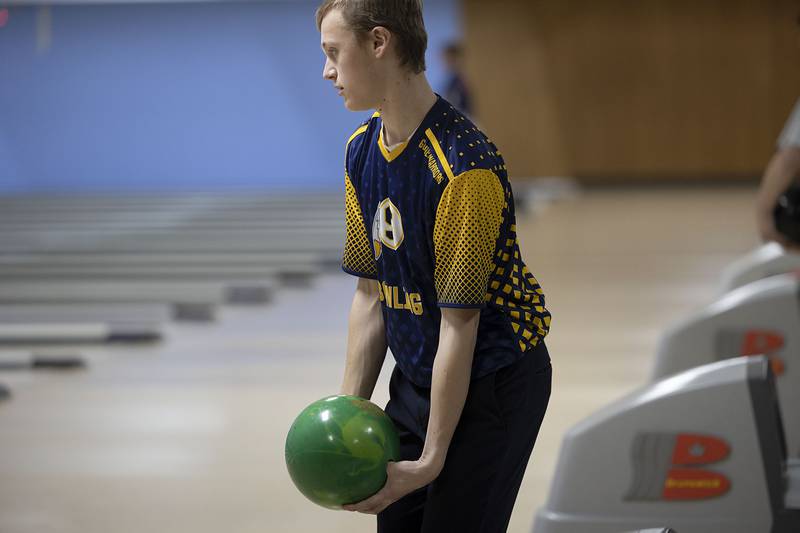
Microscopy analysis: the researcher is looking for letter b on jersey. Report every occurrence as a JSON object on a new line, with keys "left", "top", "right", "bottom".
{"left": 372, "top": 198, "right": 404, "bottom": 259}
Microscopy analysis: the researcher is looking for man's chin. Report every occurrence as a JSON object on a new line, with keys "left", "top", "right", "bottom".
{"left": 343, "top": 98, "right": 372, "bottom": 112}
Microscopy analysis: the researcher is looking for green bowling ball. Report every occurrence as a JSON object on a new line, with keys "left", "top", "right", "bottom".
{"left": 285, "top": 395, "right": 401, "bottom": 509}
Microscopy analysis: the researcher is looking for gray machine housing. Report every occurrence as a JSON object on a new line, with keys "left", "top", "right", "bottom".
{"left": 652, "top": 274, "right": 800, "bottom": 456}
{"left": 719, "top": 243, "right": 799, "bottom": 294}
{"left": 533, "top": 357, "right": 800, "bottom": 533}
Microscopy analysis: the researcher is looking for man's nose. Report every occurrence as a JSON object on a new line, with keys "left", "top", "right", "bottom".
{"left": 322, "top": 61, "right": 335, "bottom": 81}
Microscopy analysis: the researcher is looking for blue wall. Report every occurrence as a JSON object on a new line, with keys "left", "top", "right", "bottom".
{"left": 0, "top": 0, "right": 461, "bottom": 193}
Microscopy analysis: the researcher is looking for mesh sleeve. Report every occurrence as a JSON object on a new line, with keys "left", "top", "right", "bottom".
{"left": 433, "top": 169, "right": 505, "bottom": 307}
{"left": 342, "top": 173, "right": 378, "bottom": 279}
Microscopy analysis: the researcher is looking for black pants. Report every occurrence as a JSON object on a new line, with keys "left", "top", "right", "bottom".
{"left": 378, "top": 342, "right": 552, "bottom": 533}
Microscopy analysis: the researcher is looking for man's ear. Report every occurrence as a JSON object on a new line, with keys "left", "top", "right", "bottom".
{"left": 371, "top": 26, "right": 392, "bottom": 59}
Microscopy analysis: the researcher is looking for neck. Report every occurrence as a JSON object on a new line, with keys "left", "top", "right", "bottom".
{"left": 376, "top": 72, "right": 437, "bottom": 147}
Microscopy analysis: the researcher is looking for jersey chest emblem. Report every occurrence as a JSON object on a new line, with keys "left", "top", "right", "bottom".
{"left": 372, "top": 198, "right": 404, "bottom": 259}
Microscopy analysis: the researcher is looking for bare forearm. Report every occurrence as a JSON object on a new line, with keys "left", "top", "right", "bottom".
{"left": 420, "top": 308, "right": 480, "bottom": 472}
{"left": 340, "top": 279, "right": 387, "bottom": 399}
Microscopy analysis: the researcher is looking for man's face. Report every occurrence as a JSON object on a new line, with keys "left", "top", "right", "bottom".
{"left": 320, "top": 9, "right": 381, "bottom": 111}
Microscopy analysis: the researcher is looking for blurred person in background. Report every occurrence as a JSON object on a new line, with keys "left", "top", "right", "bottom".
{"left": 317, "top": 0, "right": 552, "bottom": 531}
{"left": 441, "top": 41, "right": 473, "bottom": 119}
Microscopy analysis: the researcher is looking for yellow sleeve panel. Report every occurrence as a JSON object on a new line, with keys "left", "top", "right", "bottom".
{"left": 433, "top": 169, "right": 505, "bottom": 306}
{"left": 343, "top": 173, "right": 378, "bottom": 278}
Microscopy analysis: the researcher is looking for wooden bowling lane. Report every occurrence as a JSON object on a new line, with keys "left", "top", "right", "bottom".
{"left": 0, "top": 185, "right": 761, "bottom": 533}
{"left": 0, "top": 277, "right": 374, "bottom": 533}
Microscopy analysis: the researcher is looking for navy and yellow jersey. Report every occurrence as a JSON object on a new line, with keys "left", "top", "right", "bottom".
{"left": 342, "top": 96, "right": 551, "bottom": 387}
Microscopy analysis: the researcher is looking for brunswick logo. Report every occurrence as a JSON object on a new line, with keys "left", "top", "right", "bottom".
{"left": 372, "top": 198, "right": 404, "bottom": 259}
{"left": 626, "top": 433, "right": 731, "bottom": 501}
{"left": 715, "top": 329, "right": 786, "bottom": 376}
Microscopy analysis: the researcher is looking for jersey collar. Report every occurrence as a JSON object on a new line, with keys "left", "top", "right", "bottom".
{"left": 378, "top": 125, "right": 410, "bottom": 162}
{"left": 375, "top": 96, "right": 442, "bottom": 163}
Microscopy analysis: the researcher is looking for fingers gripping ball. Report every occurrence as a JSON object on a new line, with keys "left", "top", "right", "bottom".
{"left": 285, "top": 395, "right": 401, "bottom": 509}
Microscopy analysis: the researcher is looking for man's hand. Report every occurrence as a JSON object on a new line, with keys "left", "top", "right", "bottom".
{"left": 342, "top": 459, "right": 441, "bottom": 515}
{"left": 756, "top": 197, "right": 792, "bottom": 248}
{"left": 757, "top": 147, "right": 800, "bottom": 249}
